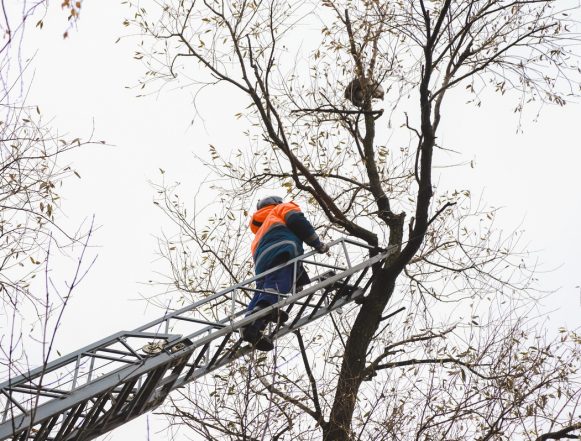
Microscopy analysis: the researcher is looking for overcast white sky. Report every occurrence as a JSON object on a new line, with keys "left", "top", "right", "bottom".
{"left": 13, "top": 0, "right": 581, "bottom": 439}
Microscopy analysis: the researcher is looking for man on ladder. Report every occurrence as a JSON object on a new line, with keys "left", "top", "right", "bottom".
{"left": 242, "top": 196, "right": 329, "bottom": 351}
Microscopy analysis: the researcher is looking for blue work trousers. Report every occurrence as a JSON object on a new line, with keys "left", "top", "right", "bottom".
{"left": 247, "top": 264, "right": 295, "bottom": 312}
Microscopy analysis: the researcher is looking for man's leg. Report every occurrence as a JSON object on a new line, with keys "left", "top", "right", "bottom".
{"left": 242, "top": 263, "right": 294, "bottom": 350}
{"left": 242, "top": 277, "right": 274, "bottom": 351}
{"left": 250, "top": 263, "right": 294, "bottom": 321}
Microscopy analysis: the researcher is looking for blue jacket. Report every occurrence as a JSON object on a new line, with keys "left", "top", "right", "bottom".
{"left": 250, "top": 202, "right": 321, "bottom": 274}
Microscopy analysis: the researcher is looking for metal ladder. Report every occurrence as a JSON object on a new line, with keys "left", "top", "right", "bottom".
{"left": 0, "top": 238, "right": 390, "bottom": 441}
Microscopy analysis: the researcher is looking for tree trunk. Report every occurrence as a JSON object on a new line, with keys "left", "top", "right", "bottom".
{"left": 323, "top": 268, "right": 397, "bottom": 440}
{"left": 323, "top": 126, "right": 435, "bottom": 439}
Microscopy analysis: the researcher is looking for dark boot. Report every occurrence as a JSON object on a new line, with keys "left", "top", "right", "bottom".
{"left": 241, "top": 325, "right": 274, "bottom": 352}
{"left": 254, "top": 302, "right": 289, "bottom": 324}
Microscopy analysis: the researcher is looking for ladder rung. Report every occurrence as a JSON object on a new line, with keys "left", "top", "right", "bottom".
{"left": 81, "top": 352, "right": 141, "bottom": 365}
{"left": 173, "top": 316, "right": 226, "bottom": 328}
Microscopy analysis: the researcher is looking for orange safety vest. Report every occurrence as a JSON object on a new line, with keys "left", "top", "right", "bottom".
{"left": 250, "top": 202, "right": 302, "bottom": 256}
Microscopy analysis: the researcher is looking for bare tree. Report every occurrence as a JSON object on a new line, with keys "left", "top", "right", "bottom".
{"left": 0, "top": 104, "right": 98, "bottom": 369}
{"left": 131, "top": 0, "right": 581, "bottom": 440}
{"left": 1, "top": 0, "right": 95, "bottom": 379}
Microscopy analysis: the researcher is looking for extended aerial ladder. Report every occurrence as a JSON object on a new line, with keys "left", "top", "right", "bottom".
{"left": 0, "top": 237, "right": 391, "bottom": 441}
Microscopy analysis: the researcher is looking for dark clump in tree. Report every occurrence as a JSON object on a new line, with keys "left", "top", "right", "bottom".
{"left": 344, "top": 78, "right": 384, "bottom": 108}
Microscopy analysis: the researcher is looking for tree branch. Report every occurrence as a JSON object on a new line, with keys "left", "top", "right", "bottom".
{"left": 536, "top": 423, "right": 581, "bottom": 441}
{"left": 295, "top": 330, "right": 324, "bottom": 425}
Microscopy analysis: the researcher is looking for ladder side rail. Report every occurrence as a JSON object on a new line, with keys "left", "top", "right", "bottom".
{"left": 131, "top": 245, "right": 328, "bottom": 331}
{"left": 0, "top": 329, "right": 179, "bottom": 394}
{"left": 0, "top": 247, "right": 389, "bottom": 438}
{"left": 21, "top": 284, "right": 344, "bottom": 441}
{"left": 61, "top": 356, "right": 190, "bottom": 441}
{"left": 131, "top": 237, "right": 364, "bottom": 334}
{"left": 4, "top": 246, "right": 372, "bottom": 424}
{"left": 4, "top": 351, "right": 192, "bottom": 440}
{"left": 0, "top": 239, "right": 388, "bottom": 439}
{"left": 0, "top": 349, "right": 178, "bottom": 439}
{"left": 0, "top": 331, "right": 132, "bottom": 390}
{"left": 0, "top": 317, "right": 239, "bottom": 436}
{"left": 127, "top": 240, "right": 355, "bottom": 344}
{"left": 176, "top": 246, "right": 390, "bottom": 386}
{"left": 169, "top": 249, "right": 390, "bottom": 385}
{"left": 176, "top": 276, "right": 369, "bottom": 387}
{"left": 0, "top": 330, "right": 183, "bottom": 415}
{"left": 173, "top": 253, "right": 354, "bottom": 342}
{"left": 174, "top": 250, "right": 388, "bottom": 348}
{"left": 175, "top": 245, "right": 393, "bottom": 386}
{"left": 0, "top": 332, "right": 184, "bottom": 430}
{"left": 340, "top": 236, "right": 378, "bottom": 250}
{"left": 88, "top": 257, "right": 382, "bottom": 431}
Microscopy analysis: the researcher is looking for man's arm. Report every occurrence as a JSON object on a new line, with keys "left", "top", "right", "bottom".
{"left": 282, "top": 204, "right": 328, "bottom": 253}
